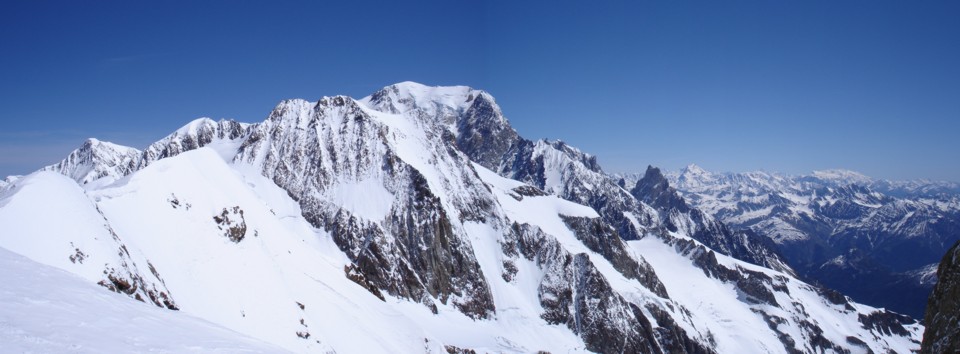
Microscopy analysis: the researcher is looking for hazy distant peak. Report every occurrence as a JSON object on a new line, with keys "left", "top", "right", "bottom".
{"left": 680, "top": 163, "right": 710, "bottom": 177}
{"left": 812, "top": 169, "right": 873, "bottom": 185}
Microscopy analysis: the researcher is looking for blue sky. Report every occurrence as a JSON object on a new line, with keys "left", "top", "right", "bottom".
{"left": 2, "top": 1, "right": 958, "bottom": 180}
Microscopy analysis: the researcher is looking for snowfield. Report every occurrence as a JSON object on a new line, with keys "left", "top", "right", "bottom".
{"left": 0, "top": 246, "right": 283, "bottom": 353}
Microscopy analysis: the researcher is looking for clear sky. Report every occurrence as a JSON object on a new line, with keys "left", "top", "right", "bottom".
{"left": 2, "top": 1, "right": 958, "bottom": 181}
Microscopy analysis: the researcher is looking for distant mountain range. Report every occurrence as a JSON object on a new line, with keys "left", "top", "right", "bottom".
{"left": 0, "top": 82, "right": 926, "bottom": 353}
{"left": 616, "top": 165, "right": 960, "bottom": 319}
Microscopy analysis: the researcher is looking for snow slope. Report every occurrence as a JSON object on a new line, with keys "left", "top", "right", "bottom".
{"left": 631, "top": 235, "right": 922, "bottom": 354}
{"left": 0, "top": 171, "right": 176, "bottom": 309}
{"left": 89, "top": 146, "right": 588, "bottom": 353}
{"left": 0, "top": 245, "right": 283, "bottom": 353}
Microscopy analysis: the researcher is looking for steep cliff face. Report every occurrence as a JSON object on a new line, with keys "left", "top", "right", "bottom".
{"left": 922, "top": 241, "right": 960, "bottom": 354}
{"left": 234, "top": 95, "right": 498, "bottom": 318}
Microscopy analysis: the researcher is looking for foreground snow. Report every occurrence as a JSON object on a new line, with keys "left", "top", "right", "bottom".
{"left": 0, "top": 246, "right": 283, "bottom": 353}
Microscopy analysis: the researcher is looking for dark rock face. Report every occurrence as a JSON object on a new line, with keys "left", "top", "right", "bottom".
{"left": 451, "top": 99, "right": 658, "bottom": 243}
{"left": 510, "top": 185, "right": 547, "bottom": 199}
{"left": 98, "top": 224, "right": 179, "bottom": 310}
{"left": 344, "top": 264, "right": 385, "bottom": 301}
{"left": 561, "top": 215, "right": 668, "bottom": 298}
{"left": 454, "top": 92, "right": 519, "bottom": 170}
{"left": 858, "top": 311, "right": 912, "bottom": 337}
{"left": 682, "top": 242, "right": 780, "bottom": 308}
{"left": 213, "top": 206, "right": 247, "bottom": 243}
{"left": 632, "top": 166, "right": 690, "bottom": 214}
{"left": 508, "top": 223, "right": 713, "bottom": 354}
{"left": 566, "top": 253, "right": 660, "bottom": 354}
{"left": 498, "top": 139, "right": 657, "bottom": 242}
{"left": 922, "top": 241, "right": 960, "bottom": 354}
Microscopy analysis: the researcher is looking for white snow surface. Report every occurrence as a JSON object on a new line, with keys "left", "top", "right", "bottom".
{"left": 0, "top": 246, "right": 283, "bottom": 353}
{"left": 0, "top": 171, "right": 164, "bottom": 289}
{"left": 630, "top": 235, "right": 923, "bottom": 354}
{"left": 3, "top": 146, "right": 590, "bottom": 353}
{"left": 322, "top": 178, "right": 394, "bottom": 221}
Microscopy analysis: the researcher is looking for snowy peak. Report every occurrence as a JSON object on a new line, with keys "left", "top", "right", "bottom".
{"left": 39, "top": 118, "right": 251, "bottom": 187}
{"left": 174, "top": 117, "right": 218, "bottom": 135}
{"left": 632, "top": 165, "right": 688, "bottom": 213}
{"left": 812, "top": 169, "right": 874, "bottom": 186}
{"left": 360, "top": 82, "right": 522, "bottom": 173}
{"left": 675, "top": 163, "right": 716, "bottom": 190}
{"left": 140, "top": 118, "right": 249, "bottom": 167}
{"left": 42, "top": 138, "right": 141, "bottom": 185}
{"left": 361, "top": 81, "right": 481, "bottom": 117}
{"left": 361, "top": 82, "right": 513, "bottom": 144}
{"left": 451, "top": 91, "right": 518, "bottom": 171}
{"left": 535, "top": 140, "right": 602, "bottom": 174}
{"left": 82, "top": 137, "right": 131, "bottom": 151}
{"left": 389, "top": 81, "right": 476, "bottom": 103}
{"left": 236, "top": 90, "right": 504, "bottom": 320}
{"left": 681, "top": 163, "right": 710, "bottom": 178}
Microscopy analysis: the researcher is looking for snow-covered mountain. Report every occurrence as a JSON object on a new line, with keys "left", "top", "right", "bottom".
{"left": 41, "top": 137, "right": 141, "bottom": 187}
{"left": 0, "top": 82, "right": 923, "bottom": 353}
{"left": 643, "top": 164, "right": 960, "bottom": 319}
